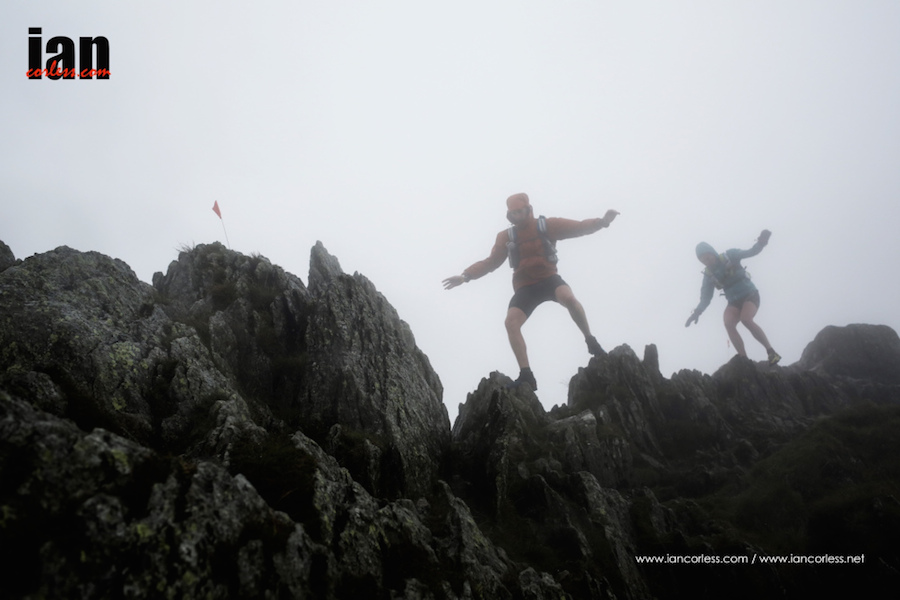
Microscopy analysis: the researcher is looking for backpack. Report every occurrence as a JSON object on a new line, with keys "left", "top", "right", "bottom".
{"left": 507, "top": 215, "right": 558, "bottom": 269}
{"left": 704, "top": 253, "right": 750, "bottom": 290}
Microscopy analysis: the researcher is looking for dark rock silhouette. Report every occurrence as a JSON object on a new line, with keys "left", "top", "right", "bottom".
{"left": 1, "top": 240, "right": 898, "bottom": 599}
{"left": 0, "top": 239, "right": 15, "bottom": 272}
{"left": 796, "top": 323, "right": 900, "bottom": 385}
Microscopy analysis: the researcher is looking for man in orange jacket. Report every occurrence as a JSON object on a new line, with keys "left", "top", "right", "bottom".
{"left": 443, "top": 193, "right": 619, "bottom": 390}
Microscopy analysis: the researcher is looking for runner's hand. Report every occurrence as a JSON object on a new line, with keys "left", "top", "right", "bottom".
{"left": 685, "top": 311, "right": 700, "bottom": 327}
{"left": 443, "top": 275, "right": 466, "bottom": 290}
{"left": 602, "top": 210, "right": 620, "bottom": 226}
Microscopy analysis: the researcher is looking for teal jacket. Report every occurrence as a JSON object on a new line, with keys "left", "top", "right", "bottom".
{"left": 694, "top": 240, "right": 766, "bottom": 315}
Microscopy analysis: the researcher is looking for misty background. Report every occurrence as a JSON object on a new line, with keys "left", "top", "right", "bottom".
{"left": 3, "top": 1, "right": 899, "bottom": 420}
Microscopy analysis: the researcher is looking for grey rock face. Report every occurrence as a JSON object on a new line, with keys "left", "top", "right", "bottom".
{"left": 0, "top": 244, "right": 265, "bottom": 457}
{"left": 451, "top": 372, "right": 659, "bottom": 598}
{"left": 0, "top": 246, "right": 170, "bottom": 442}
{"left": 303, "top": 242, "right": 450, "bottom": 499}
{"left": 1, "top": 390, "right": 327, "bottom": 599}
{"left": 0, "top": 240, "right": 449, "bottom": 498}
{"left": 2, "top": 237, "right": 899, "bottom": 600}
{"left": 0, "top": 239, "right": 15, "bottom": 272}
{"left": 450, "top": 331, "right": 900, "bottom": 599}
{"left": 796, "top": 323, "right": 900, "bottom": 384}
{"left": 0, "top": 390, "right": 540, "bottom": 599}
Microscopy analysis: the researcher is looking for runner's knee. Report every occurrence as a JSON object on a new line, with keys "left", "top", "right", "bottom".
{"left": 505, "top": 310, "right": 526, "bottom": 331}
{"left": 555, "top": 288, "right": 577, "bottom": 307}
{"left": 741, "top": 316, "right": 761, "bottom": 331}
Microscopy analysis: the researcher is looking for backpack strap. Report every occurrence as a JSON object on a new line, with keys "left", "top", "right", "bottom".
{"left": 506, "top": 226, "right": 519, "bottom": 268}
{"left": 537, "top": 216, "right": 558, "bottom": 264}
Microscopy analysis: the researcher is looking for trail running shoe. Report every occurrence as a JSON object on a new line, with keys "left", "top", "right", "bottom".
{"left": 768, "top": 350, "right": 782, "bottom": 366}
{"left": 508, "top": 368, "right": 537, "bottom": 391}
{"left": 586, "top": 336, "right": 606, "bottom": 356}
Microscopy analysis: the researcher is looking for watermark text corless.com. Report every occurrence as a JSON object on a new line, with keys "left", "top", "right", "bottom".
{"left": 26, "top": 27, "right": 110, "bottom": 80}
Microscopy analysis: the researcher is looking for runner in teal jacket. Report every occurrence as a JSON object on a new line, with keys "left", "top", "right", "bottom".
{"left": 686, "top": 230, "right": 781, "bottom": 365}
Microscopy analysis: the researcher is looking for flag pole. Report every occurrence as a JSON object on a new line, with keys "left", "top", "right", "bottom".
{"left": 212, "top": 201, "right": 231, "bottom": 248}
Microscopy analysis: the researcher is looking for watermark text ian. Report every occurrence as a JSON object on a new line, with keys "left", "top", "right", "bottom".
{"left": 27, "top": 27, "right": 110, "bottom": 80}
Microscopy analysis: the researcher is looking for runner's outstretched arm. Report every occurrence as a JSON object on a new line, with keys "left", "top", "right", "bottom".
{"left": 730, "top": 229, "right": 771, "bottom": 261}
{"left": 546, "top": 209, "right": 620, "bottom": 241}
{"left": 443, "top": 230, "right": 509, "bottom": 290}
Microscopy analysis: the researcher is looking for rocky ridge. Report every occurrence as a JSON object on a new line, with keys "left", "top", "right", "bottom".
{"left": 1, "top": 241, "right": 899, "bottom": 599}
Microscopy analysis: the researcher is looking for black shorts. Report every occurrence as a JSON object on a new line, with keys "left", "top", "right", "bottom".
{"left": 508, "top": 275, "right": 567, "bottom": 318}
{"left": 728, "top": 290, "right": 760, "bottom": 310}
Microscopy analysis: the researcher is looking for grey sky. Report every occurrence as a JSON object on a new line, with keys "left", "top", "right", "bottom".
{"left": 3, "top": 1, "right": 899, "bottom": 420}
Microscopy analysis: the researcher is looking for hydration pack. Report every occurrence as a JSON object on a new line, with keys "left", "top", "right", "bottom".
{"left": 704, "top": 253, "right": 750, "bottom": 290}
{"left": 507, "top": 215, "right": 558, "bottom": 269}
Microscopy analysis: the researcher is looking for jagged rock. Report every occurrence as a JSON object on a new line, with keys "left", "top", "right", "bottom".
{"left": 0, "top": 391, "right": 321, "bottom": 599}
{"left": 0, "top": 239, "right": 15, "bottom": 272}
{"left": 0, "top": 390, "right": 539, "bottom": 599}
{"left": 517, "top": 567, "right": 566, "bottom": 599}
{"left": 451, "top": 372, "right": 553, "bottom": 516}
{"left": 152, "top": 241, "right": 450, "bottom": 499}
{"left": 151, "top": 242, "right": 311, "bottom": 408}
{"left": 2, "top": 237, "right": 899, "bottom": 600}
{"left": 451, "top": 328, "right": 900, "bottom": 599}
{"left": 0, "top": 246, "right": 171, "bottom": 443}
{"left": 303, "top": 242, "right": 450, "bottom": 498}
{"left": 797, "top": 323, "right": 900, "bottom": 385}
{"left": 0, "top": 244, "right": 264, "bottom": 456}
{"left": 151, "top": 242, "right": 313, "bottom": 454}
{"left": 451, "top": 372, "right": 660, "bottom": 599}
{"left": 0, "top": 240, "right": 449, "bottom": 499}
{"left": 568, "top": 345, "right": 665, "bottom": 456}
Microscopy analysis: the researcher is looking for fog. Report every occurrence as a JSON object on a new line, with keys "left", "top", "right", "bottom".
{"left": 3, "top": 1, "right": 899, "bottom": 420}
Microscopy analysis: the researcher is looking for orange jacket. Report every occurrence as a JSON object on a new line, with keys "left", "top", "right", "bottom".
{"left": 463, "top": 215, "right": 607, "bottom": 290}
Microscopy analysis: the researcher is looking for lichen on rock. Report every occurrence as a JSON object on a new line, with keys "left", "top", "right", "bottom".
{"left": 1, "top": 238, "right": 899, "bottom": 599}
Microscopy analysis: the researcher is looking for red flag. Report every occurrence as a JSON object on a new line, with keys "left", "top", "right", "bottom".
{"left": 212, "top": 201, "right": 222, "bottom": 219}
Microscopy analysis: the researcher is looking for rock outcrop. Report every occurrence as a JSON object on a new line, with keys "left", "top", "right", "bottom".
{"left": 451, "top": 339, "right": 900, "bottom": 598}
{"left": 1, "top": 239, "right": 899, "bottom": 599}
{"left": 796, "top": 323, "right": 900, "bottom": 385}
{"left": 0, "top": 242, "right": 449, "bottom": 499}
{"left": 0, "top": 239, "right": 15, "bottom": 273}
